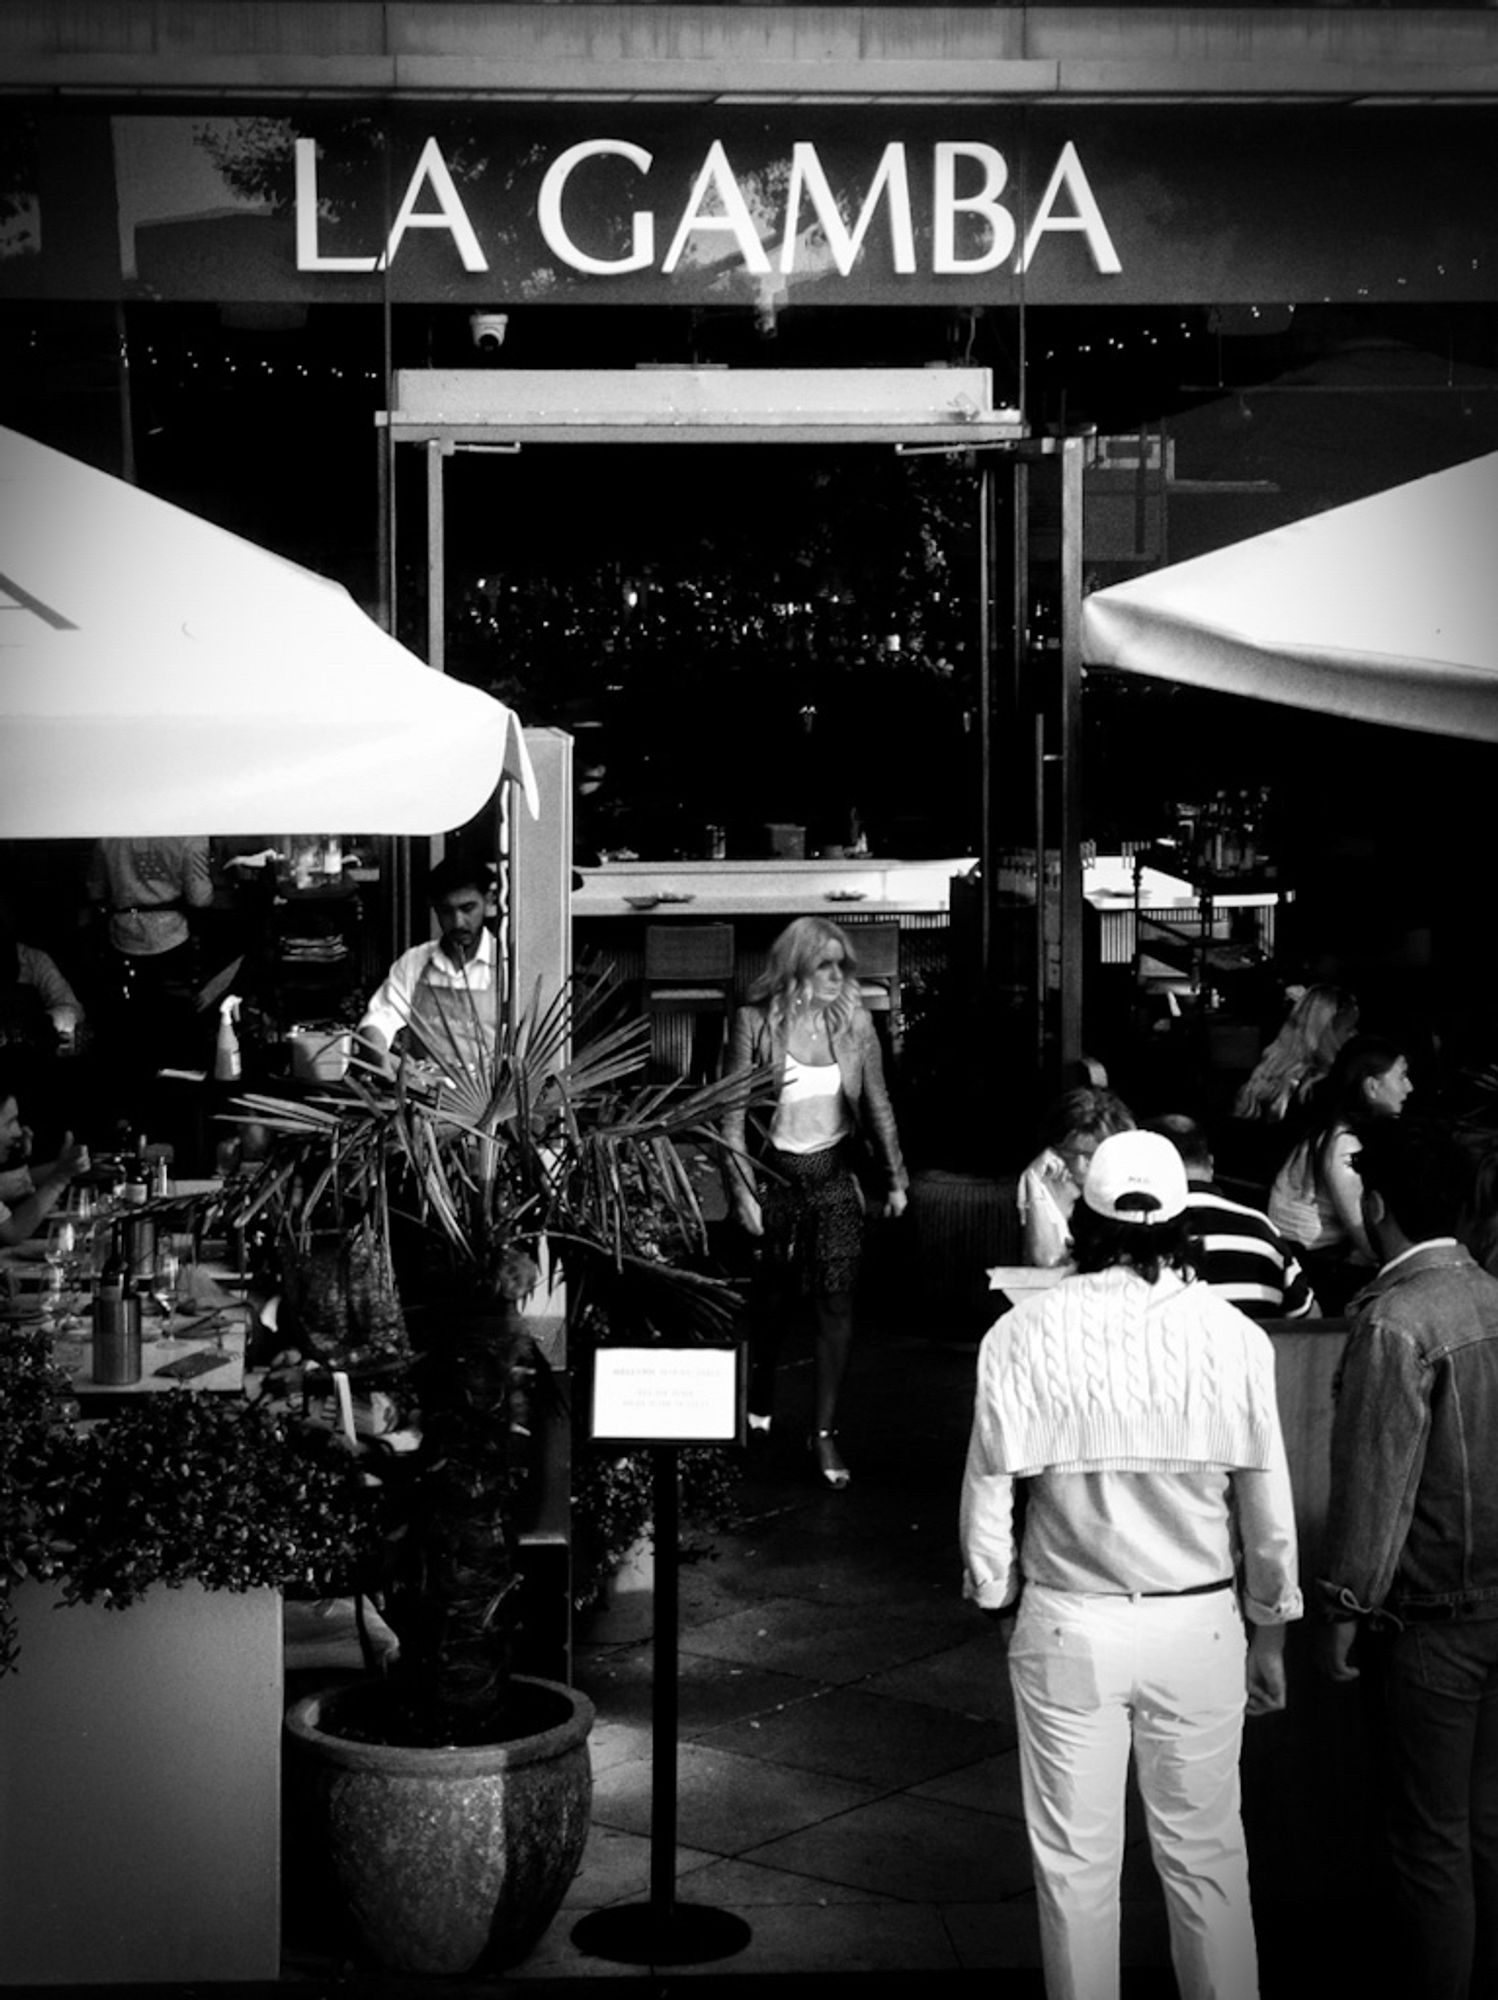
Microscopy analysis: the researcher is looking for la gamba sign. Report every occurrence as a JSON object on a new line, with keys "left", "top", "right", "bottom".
{"left": 295, "top": 136, "right": 1122, "bottom": 281}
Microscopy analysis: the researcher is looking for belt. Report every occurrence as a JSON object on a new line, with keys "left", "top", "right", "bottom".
{"left": 1028, "top": 1577, "right": 1236, "bottom": 1603}
{"left": 113, "top": 901, "right": 185, "bottom": 915}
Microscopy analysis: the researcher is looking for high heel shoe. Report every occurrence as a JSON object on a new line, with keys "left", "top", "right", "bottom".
{"left": 809, "top": 1429, "right": 851, "bottom": 1489}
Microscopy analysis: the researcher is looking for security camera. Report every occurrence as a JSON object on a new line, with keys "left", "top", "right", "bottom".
{"left": 469, "top": 312, "right": 509, "bottom": 354}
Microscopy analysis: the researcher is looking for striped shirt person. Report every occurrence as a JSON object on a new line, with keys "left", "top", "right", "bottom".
{"left": 1152, "top": 1114, "right": 1319, "bottom": 1322}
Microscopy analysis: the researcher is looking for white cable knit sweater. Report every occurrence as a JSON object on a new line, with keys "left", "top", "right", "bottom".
{"left": 980, "top": 1264, "right": 1279, "bottom": 1476}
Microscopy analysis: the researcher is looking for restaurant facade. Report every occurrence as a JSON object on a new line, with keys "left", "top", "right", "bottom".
{"left": 3, "top": 15, "right": 1497, "bottom": 1983}
{"left": 4, "top": 4, "right": 1498, "bottom": 1148}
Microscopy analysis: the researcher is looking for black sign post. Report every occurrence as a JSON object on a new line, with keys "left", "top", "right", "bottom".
{"left": 570, "top": 1346, "right": 752, "bottom": 1967}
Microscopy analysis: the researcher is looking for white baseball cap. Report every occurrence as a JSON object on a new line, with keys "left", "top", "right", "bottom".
{"left": 1081, "top": 1129, "right": 1189, "bottom": 1225}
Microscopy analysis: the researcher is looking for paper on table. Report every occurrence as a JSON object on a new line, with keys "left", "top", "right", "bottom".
{"left": 987, "top": 1265, "right": 1067, "bottom": 1293}
{"left": 183, "top": 1263, "right": 236, "bottom": 1309}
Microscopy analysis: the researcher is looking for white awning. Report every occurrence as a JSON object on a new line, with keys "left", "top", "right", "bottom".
{"left": 0, "top": 424, "right": 538, "bottom": 838}
{"left": 1081, "top": 450, "right": 1498, "bottom": 742}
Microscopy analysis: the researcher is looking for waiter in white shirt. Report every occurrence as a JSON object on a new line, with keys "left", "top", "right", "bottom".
{"left": 357, "top": 854, "right": 500, "bottom": 1089}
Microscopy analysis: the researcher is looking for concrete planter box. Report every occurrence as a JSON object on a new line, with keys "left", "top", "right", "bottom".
{"left": 0, "top": 1582, "right": 282, "bottom": 1985}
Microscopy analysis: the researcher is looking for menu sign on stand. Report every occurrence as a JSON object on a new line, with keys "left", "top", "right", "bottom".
{"left": 572, "top": 1343, "right": 751, "bottom": 1967}
{"left": 589, "top": 1344, "right": 744, "bottom": 1449}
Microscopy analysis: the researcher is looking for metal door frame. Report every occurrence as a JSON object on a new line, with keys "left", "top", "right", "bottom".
{"left": 377, "top": 369, "right": 1085, "bottom": 1080}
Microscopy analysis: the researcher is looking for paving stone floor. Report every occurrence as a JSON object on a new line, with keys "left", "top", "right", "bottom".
{"left": 280, "top": 1303, "right": 1388, "bottom": 1998}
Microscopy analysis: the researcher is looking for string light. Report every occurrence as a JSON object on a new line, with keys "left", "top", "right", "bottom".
{"left": 118, "top": 343, "right": 384, "bottom": 391}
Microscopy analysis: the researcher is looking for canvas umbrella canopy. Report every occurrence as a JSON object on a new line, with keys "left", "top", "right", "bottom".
{"left": 0, "top": 425, "right": 537, "bottom": 838}
{"left": 1081, "top": 450, "right": 1498, "bottom": 743}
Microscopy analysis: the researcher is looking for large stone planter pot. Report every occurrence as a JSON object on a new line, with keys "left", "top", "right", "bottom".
{"left": 285, "top": 1675, "right": 594, "bottom": 1975}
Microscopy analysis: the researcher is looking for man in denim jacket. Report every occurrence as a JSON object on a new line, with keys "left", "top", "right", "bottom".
{"left": 1317, "top": 1114, "right": 1498, "bottom": 2000}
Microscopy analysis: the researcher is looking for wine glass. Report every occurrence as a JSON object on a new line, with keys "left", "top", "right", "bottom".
{"left": 42, "top": 1214, "right": 80, "bottom": 1334}
{"left": 150, "top": 1240, "right": 184, "bottom": 1343}
{"left": 67, "top": 1184, "right": 101, "bottom": 1284}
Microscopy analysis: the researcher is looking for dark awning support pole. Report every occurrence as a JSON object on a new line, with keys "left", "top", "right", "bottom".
{"left": 375, "top": 421, "right": 409, "bottom": 968}
{"left": 1057, "top": 435, "right": 1086, "bottom": 1079}
{"left": 425, "top": 439, "right": 447, "bottom": 676}
{"left": 977, "top": 456, "right": 995, "bottom": 978}
{"left": 424, "top": 439, "right": 451, "bottom": 885}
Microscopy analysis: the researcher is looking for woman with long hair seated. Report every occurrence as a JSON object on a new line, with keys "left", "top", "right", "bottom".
{"left": 1234, "top": 982, "right": 1360, "bottom": 1127}
{"left": 1267, "top": 1032, "right": 1413, "bottom": 1312}
{"left": 721, "top": 916, "right": 907, "bottom": 1489}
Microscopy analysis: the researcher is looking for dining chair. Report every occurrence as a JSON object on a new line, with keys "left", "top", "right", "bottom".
{"left": 643, "top": 923, "right": 736, "bottom": 1085}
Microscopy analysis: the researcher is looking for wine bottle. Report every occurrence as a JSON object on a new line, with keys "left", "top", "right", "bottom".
{"left": 92, "top": 1236, "right": 142, "bottom": 1386}
{"left": 122, "top": 1138, "right": 149, "bottom": 1209}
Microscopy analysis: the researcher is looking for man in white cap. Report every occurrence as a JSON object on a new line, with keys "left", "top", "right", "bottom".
{"left": 961, "top": 1127, "right": 1301, "bottom": 2000}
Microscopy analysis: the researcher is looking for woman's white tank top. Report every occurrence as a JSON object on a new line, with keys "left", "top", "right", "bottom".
{"left": 771, "top": 1051, "right": 851, "bottom": 1155}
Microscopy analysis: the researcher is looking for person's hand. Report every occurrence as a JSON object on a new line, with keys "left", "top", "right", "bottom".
{"left": 883, "top": 1187, "right": 908, "bottom": 1221}
{"left": 353, "top": 1026, "right": 393, "bottom": 1078}
{"left": 736, "top": 1196, "right": 764, "bottom": 1239}
{"left": 1245, "top": 1624, "right": 1288, "bottom": 1715}
{"left": 1315, "top": 1618, "right": 1361, "bottom": 1683}
{"left": 35, "top": 1132, "right": 90, "bottom": 1189}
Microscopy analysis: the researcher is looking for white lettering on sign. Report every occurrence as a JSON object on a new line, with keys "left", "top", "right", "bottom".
{"left": 296, "top": 135, "right": 1121, "bottom": 281}
{"left": 1020, "top": 141, "right": 1121, "bottom": 276}
{"left": 538, "top": 139, "right": 656, "bottom": 274}
{"left": 661, "top": 141, "right": 772, "bottom": 276}
{"left": 932, "top": 143, "right": 1016, "bottom": 275}
{"left": 295, "top": 139, "right": 378, "bottom": 272}
{"left": 378, "top": 135, "right": 489, "bottom": 273}
{"left": 780, "top": 142, "right": 916, "bottom": 276}
{"left": 295, "top": 135, "right": 488, "bottom": 274}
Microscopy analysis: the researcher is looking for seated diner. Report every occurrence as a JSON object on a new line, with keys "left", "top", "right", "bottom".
{"left": 0, "top": 1060, "right": 91, "bottom": 1249}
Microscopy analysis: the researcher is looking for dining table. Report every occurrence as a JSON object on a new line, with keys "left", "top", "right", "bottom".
{"left": 1, "top": 1178, "right": 250, "bottom": 1408}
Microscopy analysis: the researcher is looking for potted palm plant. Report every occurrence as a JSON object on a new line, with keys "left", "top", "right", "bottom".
{"left": 218, "top": 970, "right": 764, "bottom": 1975}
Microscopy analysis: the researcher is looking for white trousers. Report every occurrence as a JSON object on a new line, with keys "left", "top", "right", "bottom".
{"left": 1007, "top": 1585, "right": 1259, "bottom": 2000}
